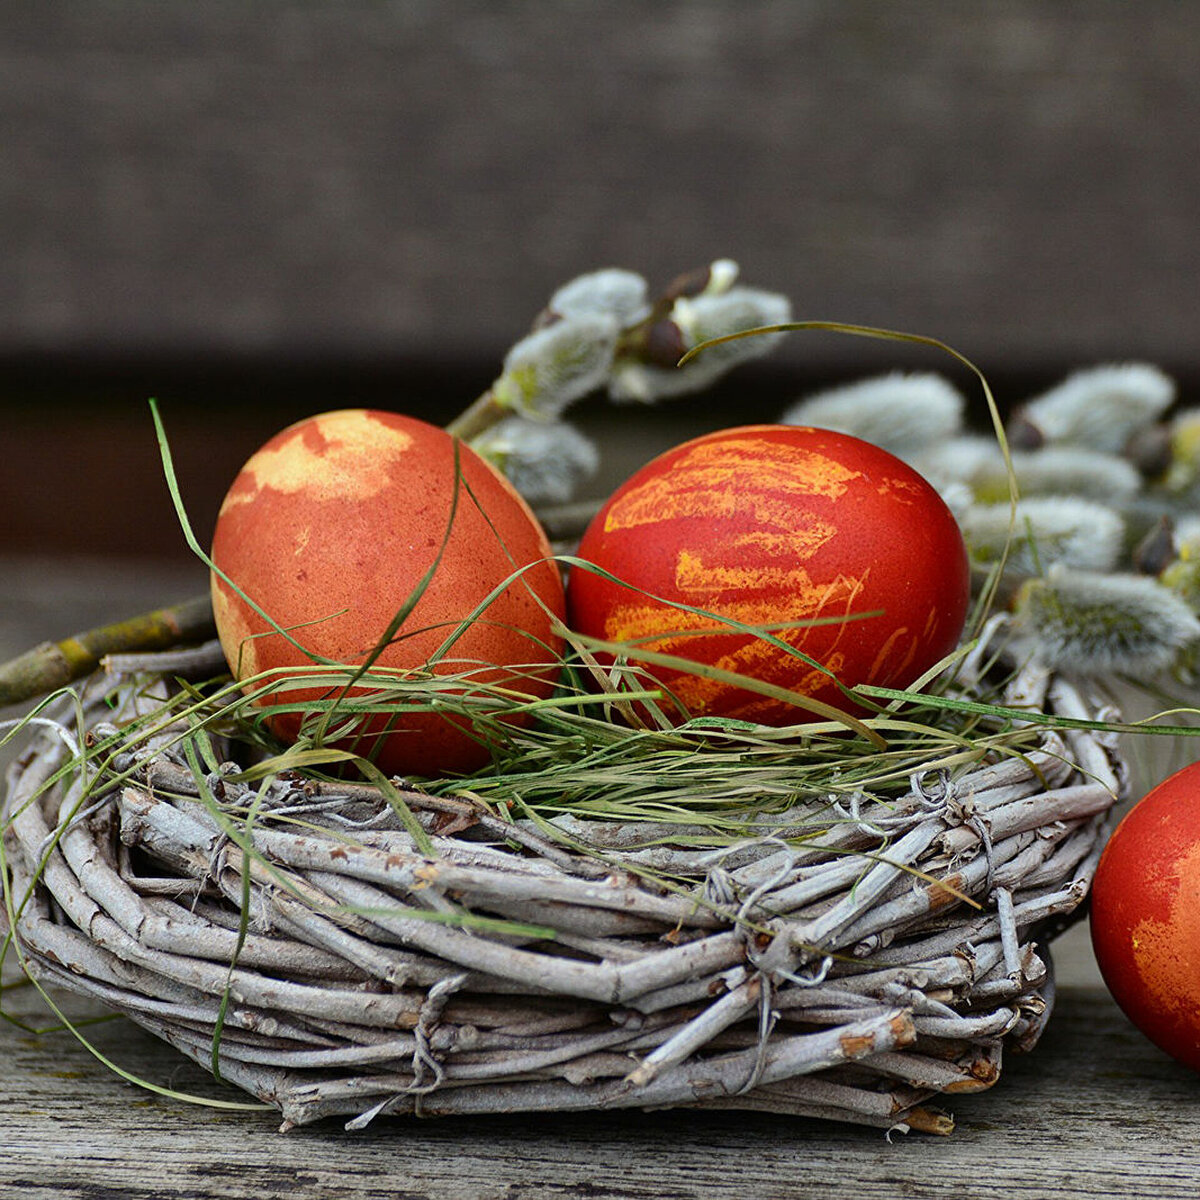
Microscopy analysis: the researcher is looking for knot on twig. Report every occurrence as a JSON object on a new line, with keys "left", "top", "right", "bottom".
{"left": 828, "top": 789, "right": 892, "bottom": 837}
{"left": 850, "top": 928, "right": 900, "bottom": 958}
{"left": 203, "top": 764, "right": 248, "bottom": 807}
{"left": 699, "top": 836, "right": 797, "bottom": 925}
{"left": 911, "top": 768, "right": 955, "bottom": 816}
{"left": 205, "top": 831, "right": 232, "bottom": 882}
{"left": 409, "top": 973, "right": 468, "bottom": 1094}
{"left": 742, "top": 909, "right": 832, "bottom": 987}
{"left": 734, "top": 974, "right": 780, "bottom": 1096}
{"left": 767, "top": 953, "right": 834, "bottom": 990}
{"left": 257, "top": 772, "right": 312, "bottom": 813}
{"left": 702, "top": 865, "right": 738, "bottom": 908}
{"left": 84, "top": 720, "right": 122, "bottom": 747}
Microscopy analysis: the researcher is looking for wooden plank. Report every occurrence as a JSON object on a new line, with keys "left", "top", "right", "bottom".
{"left": 4, "top": 952, "right": 1200, "bottom": 1200}
{"left": 3, "top": 2, "right": 1200, "bottom": 374}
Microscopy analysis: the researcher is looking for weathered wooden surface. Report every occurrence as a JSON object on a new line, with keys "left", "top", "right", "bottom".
{"left": 4, "top": 940, "right": 1200, "bottom": 1200}
{"left": 8, "top": 3, "right": 1200, "bottom": 564}
{"left": 4, "top": 1, "right": 1200, "bottom": 376}
{"left": 3, "top": 559, "right": 1200, "bottom": 1198}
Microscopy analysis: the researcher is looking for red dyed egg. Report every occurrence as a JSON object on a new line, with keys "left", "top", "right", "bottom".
{"left": 210, "top": 409, "right": 565, "bottom": 777}
{"left": 567, "top": 424, "right": 970, "bottom": 723}
{"left": 1090, "top": 763, "right": 1200, "bottom": 1071}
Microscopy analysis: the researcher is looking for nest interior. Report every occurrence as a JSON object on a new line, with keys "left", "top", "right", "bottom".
{"left": 1, "top": 658, "right": 1126, "bottom": 1136}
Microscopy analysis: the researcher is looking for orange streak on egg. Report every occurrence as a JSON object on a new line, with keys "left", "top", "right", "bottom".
{"left": 867, "top": 626, "right": 916, "bottom": 684}
{"left": 1129, "top": 839, "right": 1200, "bottom": 1021}
{"left": 602, "top": 571, "right": 868, "bottom": 645}
{"left": 674, "top": 548, "right": 832, "bottom": 597}
{"left": 724, "top": 527, "right": 837, "bottom": 559}
{"left": 604, "top": 437, "right": 860, "bottom": 533}
{"left": 874, "top": 474, "right": 926, "bottom": 504}
{"left": 222, "top": 410, "right": 415, "bottom": 510}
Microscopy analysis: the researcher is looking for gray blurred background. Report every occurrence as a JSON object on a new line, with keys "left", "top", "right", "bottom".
{"left": 4, "top": 1, "right": 1199, "bottom": 563}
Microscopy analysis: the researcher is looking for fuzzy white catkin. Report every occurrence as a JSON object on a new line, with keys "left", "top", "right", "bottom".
{"left": 705, "top": 258, "right": 740, "bottom": 294}
{"left": 961, "top": 496, "right": 1125, "bottom": 576}
{"left": 547, "top": 269, "right": 651, "bottom": 327}
{"left": 1163, "top": 408, "right": 1200, "bottom": 500}
{"left": 678, "top": 288, "right": 793, "bottom": 358}
{"left": 471, "top": 417, "right": 600, "bottom": 505}
{"left": 609, "top": 287, "right": 793, "bottom": 402}
{"left": 493, "top": 314, "right": 620, "bottom": 418}
{"left": 1012, "top": 565, "right": 1200, "bottom": 675}
{"left": 1005, "top": 447, "right": 1143, "bottom": 503}
{"left": 942, "top": 446, "right": 1142, "bottom": 506}
{"left": 1019, "top": 363, "right": 1175, "bottom": 452}
{"left": 909, "top": 440, "right": 1142, "bottom": 507}
{"left": 779, "top": 372, "right": 964, "bottom": 457}
{"left": 1173, "top": 514, "right": 1200, "bottom": 555}
{"left": 906, "top": 436, "right": 1007, "bottom": 494}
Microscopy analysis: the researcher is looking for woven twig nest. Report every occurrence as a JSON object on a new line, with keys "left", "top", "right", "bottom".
{"left": 2, "top": 646, "right": 1126, "bottom": 1136}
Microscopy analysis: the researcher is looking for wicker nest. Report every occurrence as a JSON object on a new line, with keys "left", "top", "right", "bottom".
{"left": 1, "top": 654, "right": 1125, "bottom": 1136}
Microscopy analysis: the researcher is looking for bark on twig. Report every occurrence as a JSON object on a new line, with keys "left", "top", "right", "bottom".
{"left": 0, "top": 594, "right": 215, "bottom": 706}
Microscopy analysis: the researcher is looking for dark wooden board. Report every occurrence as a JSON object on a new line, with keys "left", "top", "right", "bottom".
{"left": 4, "top": 2, "right": 1200, "bottom": 377}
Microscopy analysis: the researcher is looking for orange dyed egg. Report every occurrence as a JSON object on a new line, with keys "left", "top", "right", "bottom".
{"left": 567, "top": 424, "right": 970, "bottom": 723}
{"left": 210, "top": 409, "right": 565, "bottom": 777}
{"left": 1091, "top": 764, "right": 1200, "bottom": 1072}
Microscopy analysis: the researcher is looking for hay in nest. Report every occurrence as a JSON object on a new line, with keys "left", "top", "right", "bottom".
{"left": 1, "top": 647, "right": 1126, "bottom": 1136}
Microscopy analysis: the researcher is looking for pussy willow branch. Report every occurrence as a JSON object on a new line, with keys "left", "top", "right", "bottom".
{"left": 441, "top": 299, "right": 677, "bottom": 444}
{"left": 0, "top": 595, "right": 216, "bottom": 707}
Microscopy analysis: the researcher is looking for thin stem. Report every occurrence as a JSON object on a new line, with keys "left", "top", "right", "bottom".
{"left": 443, "top": 386, "right": 508, "bottom": 442}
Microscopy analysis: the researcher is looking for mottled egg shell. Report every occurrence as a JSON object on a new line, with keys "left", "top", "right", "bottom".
{"left": 210, "top": 409, "right": 565, "bottom": 777}
{"left": 567, "top": 424, "right": 970, "bottom": 723}
{"left": 1091, "top": 763, "right": 1200, "bottom": 1072}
